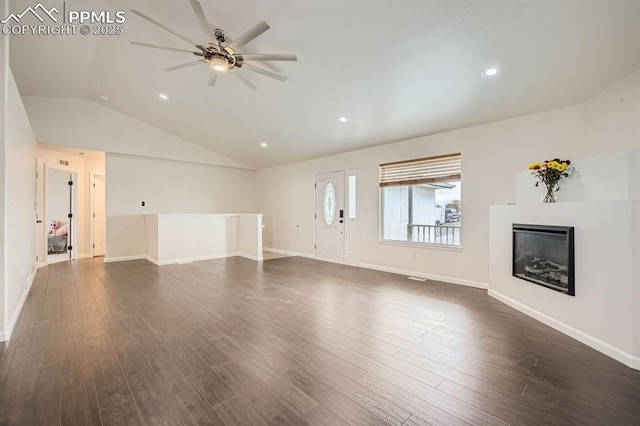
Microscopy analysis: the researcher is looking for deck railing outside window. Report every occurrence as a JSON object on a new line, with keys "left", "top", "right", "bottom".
{"left": 408, "top": 224, "right": 460, "bottom": 245}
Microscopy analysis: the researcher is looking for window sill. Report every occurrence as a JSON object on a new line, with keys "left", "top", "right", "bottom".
{"left": 378, "top": 239, "right": 463, "bottom": 252}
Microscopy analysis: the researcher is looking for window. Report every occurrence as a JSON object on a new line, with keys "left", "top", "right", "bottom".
{"left": 348, "top": 175, "right": 357, "bottom": 219}
{"left": 380, "top": 153, "right": 461, "bottom": 246}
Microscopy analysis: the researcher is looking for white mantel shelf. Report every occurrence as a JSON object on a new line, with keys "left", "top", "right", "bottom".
{"left": 489, "top": 151, "right": 640, "bottom": 370}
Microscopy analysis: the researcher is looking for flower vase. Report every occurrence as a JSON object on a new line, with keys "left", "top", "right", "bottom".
{"left": 542, "top": 183, "right": 558, "bottom": 203}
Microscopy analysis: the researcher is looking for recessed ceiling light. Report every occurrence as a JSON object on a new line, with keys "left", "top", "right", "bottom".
{"left": 99, "top": 95, "right": 109, "bottom": 101}
{"left": 260, "top": 142, "right": 268, "bottom": 148}
{"left": 338, "top": 116, "right": 348, "bottom": 123}
{"left": 483, "top": 67, "right": 499, "bottom": 78}
{"left": 158, "top": 92, "right": 170, "bottom": 101}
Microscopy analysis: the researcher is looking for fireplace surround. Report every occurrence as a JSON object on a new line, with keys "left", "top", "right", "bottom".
{"left": 512, "top": 223, "right": 575, "bottom": 296}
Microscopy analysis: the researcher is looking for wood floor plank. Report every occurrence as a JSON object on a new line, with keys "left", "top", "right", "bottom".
{"left": 213, "top": 336, "right": 319, "bottom": 416}
{"left": 286, "top": 367, "right": 390, "bottom": 426}
{"left": 113, "top": 342, "right": 186, "bottom": 425}
{"left": 61, "top": 326, "right": 102, "bottom": 426}
{"left": 294, "top": 357, "right": 411, "bottom": 425}
{"left": 304, "top": 404, "right": 350, "bottom": 426}
{"left": 437, "top": 377, "right": 567, "bottom": 425}
{"left": 85, "top": 334, "right": 143, "bottom": 426}
{"left": 214, "top": 395, "right": 269, "bottom": 426}
{"left": 213, "top": 361, "right": 309, "bottom": 425}
{"left": 0, "top": 256, "right": 639, "bottom": 425}
{"left": 135, "top": 331, "right": 226, "bottom": 425}
{"left": 356, "top": 372, "right": 505, "bottom": 426}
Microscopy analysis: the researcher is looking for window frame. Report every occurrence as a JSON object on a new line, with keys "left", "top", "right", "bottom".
{"left": 379, "top": 153, "right": 462, "bottom": 248}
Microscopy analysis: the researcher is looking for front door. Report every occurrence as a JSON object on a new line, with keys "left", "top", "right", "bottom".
{"left": 315, "top": 171, "right": 344, "bottom": 263}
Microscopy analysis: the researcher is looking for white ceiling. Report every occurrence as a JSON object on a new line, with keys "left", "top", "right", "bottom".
{"left": 10, "top": 0, "right": 640, "bottom": 169}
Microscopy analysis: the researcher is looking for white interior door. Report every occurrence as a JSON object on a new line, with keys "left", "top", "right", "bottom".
{"left": 93, "top": 175, "right": 106, "bottom": 257}
{"left": 315, "top": 171, "right": 345, "bottom": 263}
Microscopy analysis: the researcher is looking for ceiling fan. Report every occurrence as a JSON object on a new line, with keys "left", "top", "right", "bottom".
{"left": 130, "top": 0, "right": 297, "bottom": 88}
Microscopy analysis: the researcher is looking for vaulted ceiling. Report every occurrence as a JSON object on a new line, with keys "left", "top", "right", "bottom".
{"left": 9, "top": 0, "right": 640, "bottom": 169}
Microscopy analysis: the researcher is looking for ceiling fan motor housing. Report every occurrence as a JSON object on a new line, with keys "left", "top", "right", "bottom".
{"left": 205, "top": 50, "right": 235, "bottom": 71}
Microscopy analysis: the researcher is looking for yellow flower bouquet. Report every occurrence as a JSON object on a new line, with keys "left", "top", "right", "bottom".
{"left": 527, "top": 158, "right": 572, "bottom": 203}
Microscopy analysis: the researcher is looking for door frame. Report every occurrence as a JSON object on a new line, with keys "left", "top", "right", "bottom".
{"left": 89, "top": 172, "right": 106, "bottom": 258}
{"left": 314, "top": 168, "right": 360, "bottom": 265}
{"left": 43, "top": 164, "right": 78, "bottom": 265}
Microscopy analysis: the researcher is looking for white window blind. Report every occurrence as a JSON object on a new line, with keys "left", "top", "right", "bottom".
{"left": 379, "top": 153, "right": 461, "bottom": 187}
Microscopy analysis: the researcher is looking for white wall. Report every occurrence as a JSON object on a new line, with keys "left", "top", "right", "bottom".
{"left": 2, "top": 70, "right": 38, "bottom": 341}
{"left": 634, "top": 205, "right": 640, "bottom": 358}
{"left": 258, "top": 105, "right": 584, "bottom": 286}
{"left": 237, "top": 214, "right": 263, "bottom": 261}
{"left": 22, "top": 97, "right": 252, "bottom": 170}
{"left": 0, "top": 7, "right": 8, "bottom": 336}
{"left": 143, "top": 214, "right": 263, "bottom": 265}
{"left": 106, "top": 154, "right": 257, "bottom": 261}
{"left": 583, "top": 68, "right": 640, "bottom": 157}
{"left": 257, "top": 67, "right": 640, "bottom": 286}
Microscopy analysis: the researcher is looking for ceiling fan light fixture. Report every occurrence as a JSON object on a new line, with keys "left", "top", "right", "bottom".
{"left": 209, "top": 56, "right": 230, "bottom": 72}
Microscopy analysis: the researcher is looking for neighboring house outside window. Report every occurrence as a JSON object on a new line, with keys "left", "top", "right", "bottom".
{"left": 380, "top": 153, "right": 461, "bottom": 246}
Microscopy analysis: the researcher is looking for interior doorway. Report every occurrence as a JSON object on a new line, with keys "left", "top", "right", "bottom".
{"left": 91, "top": 174, "right": 106, "bottom": 257}
{"left": 44, "top": 166, "right": 77, "bottom": 264}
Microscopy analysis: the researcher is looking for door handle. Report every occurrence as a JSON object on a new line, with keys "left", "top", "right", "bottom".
{"left": 36, "top": 220, "right": 43, "bottom": 223}
{"left": 339, "top": 219, "right": 344, "bottom": 223}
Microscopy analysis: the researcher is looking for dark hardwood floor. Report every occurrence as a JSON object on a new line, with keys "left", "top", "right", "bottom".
{"left": 1, "top": 256, "right": 639, "bottom": 425}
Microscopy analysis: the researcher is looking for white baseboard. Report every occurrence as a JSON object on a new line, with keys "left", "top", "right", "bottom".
{"left": 103, "top": 255, "right": 148, "bottom": 263}
{"left": 262, "top": 247, "right": 487, "bottom": 289}
{"left": 360, "top": 263, "right": 488, "bottom": 289}
{"left": 145, "top": 253, "right": 239, "bottom": 266}
{"left": 108, "top": 253, "right": 266, "bottom": 266}
{"left": 262, "top": 247, "right": 315, "bottom": 259}
{"left": 239, "top": 254, "right": 264, "bottom": 262}
{"left": 0, "top": 268, "right": 37, "bottom": 342}
{"left": 488, "top": 289, "right": 640, "bottom": 370}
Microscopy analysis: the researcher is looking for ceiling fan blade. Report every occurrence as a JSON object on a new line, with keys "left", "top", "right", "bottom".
{"left": 165, "top": 60, "right": 205, "bottom": 72}
{"left": 131, "top": 9, "right": 198, "bottom": 46}
{"left": 188, "top": 0, "right": 217, "bottom": 42}
{"left": 241, "top": 54, "right": 297, "bottom": 62}
{"left": 236, "top": 72, "right": 256, "bottom": 90}
{"left": 227, "top": 21, "right": 270, "bottom": 52}
{"left": 208, "top": 70, "right": 218, "bottom": 87}
{"left": 130, "top": 41, "right": 201, "bottom": 55}
{"left": 241, "top": 63, "right": 287, "bottom": 82}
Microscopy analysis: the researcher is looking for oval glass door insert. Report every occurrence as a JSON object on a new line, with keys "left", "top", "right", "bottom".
{"left": 323, "top": 182, "right": 336, "bottom": 225}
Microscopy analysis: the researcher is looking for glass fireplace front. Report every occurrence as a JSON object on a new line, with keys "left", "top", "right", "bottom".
{"left": 512, "top": 224, "right": 575, "bottom": 296}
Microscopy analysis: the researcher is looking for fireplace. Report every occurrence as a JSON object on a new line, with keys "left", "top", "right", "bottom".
{"left": 512, "top": 224, "right": 575, "bottom": 296}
